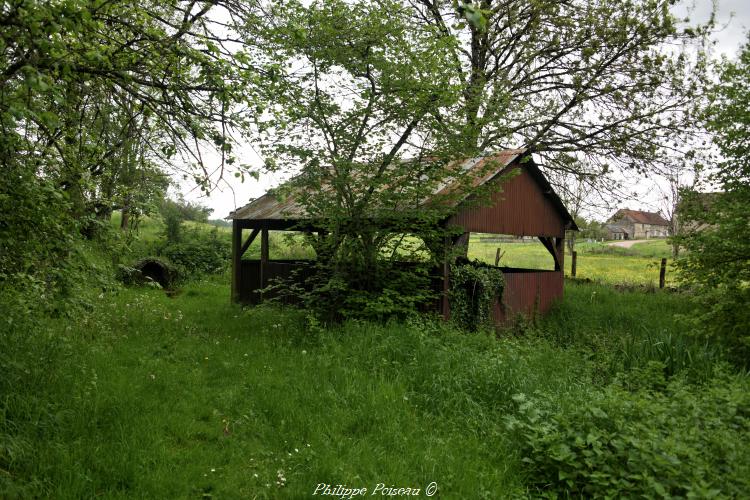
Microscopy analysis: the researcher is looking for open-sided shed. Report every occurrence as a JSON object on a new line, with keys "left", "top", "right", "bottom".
{"left": 228, "top": 150, "right": 578, "bottom": 324}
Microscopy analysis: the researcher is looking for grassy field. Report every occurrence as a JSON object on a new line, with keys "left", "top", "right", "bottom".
{"left": 470, "top": 235, "right": 676, "bottom": 286}
{"left": 3, "top": 215, "right": 731, "bottom": 497}
{"left": 5, "top": 274, "right": 747, "bottom": 498}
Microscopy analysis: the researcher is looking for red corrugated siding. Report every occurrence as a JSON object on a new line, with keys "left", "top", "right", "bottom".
{"left": 448, "top": 168, "right": 566, "bottom": 237}
{"left": 492, "top": 270, "right": 563, "bottom": 324}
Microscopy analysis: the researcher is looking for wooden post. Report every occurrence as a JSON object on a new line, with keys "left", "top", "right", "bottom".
{"left": 555, "top": 237, "right": 564, "bottom": 272}
{"left": 231, "top": 221, "right": 242, "bottom": 302}
{"left": 454, "top": 232, "right": 470, "bottom": 258}
{"left": 442, "top": 236, "right": 450, "bottom": 320}
{"left": 571, "top": 251, "right": 577, "bottom": 277}
{"left": 495, "top": 247, "right": 504, "bottom": 266}
{"left": 659, "top": 258, "right": 667, "bottom": 288}
{"left": 259, "top": 229, "right": 269, "bottom": 300}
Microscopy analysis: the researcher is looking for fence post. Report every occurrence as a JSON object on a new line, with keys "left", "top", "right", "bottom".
{"left": 495, "top": 247, "right": 504, "bottom": 266}
{"left": 659, "top": 258, "right": 667, "bottom": 288}
{"left": 571, "top": 251, "right": 577, "bottom": 277}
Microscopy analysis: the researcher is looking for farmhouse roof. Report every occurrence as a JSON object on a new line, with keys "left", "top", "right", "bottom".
{"left": 610, "top": 209, "right": 668, "bottom": 226}
{"left": 228, "top": 150, "right": 577, "bottom": 230}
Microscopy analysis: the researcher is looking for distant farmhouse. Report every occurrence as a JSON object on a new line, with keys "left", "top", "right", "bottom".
{"left": 606, "top": 209, "right": 669, "bottom": 240}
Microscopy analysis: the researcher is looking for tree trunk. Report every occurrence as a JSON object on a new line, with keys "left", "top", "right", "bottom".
{"left": 120, "top": 194, "right": 132, "bottom": 230}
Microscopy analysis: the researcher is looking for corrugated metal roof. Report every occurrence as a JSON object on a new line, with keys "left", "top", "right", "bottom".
{"left": 228, "top": 149, "right": 577, "bottom": 230}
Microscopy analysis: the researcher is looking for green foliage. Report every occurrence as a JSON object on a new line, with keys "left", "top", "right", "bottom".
{"left": 449, "top": 260, "right": 504, "bottom": 331}
{"left": 577, "top": 219, "right": 608, "bottom": 241}
{"left": 0, "top": 163, "right": 78, "bottom": 291}
{"left": 244, "top": 0, "right": 520, "bottom": 320}
{"left": 158, "top": 197, "right": 213, "bottom": 244}
{"left": 539, "top": 282, "right": 720, "bottom": 384}
{"left": 2, "top": 273, "right": 748, "bottom": 498}
{"left": 674, "top": 36, "right": 750, "bottom": 367}
{"left": 1, "top": 0, "right": 252, "bottom": 302}
{"left": 242, "top": 0, "right": 708, "bottom": 318}
{"left": 506, "top": 370, "right": 750, "bottom": 498}
{"left": 297, "top": 258, "right": 436, "bottom": 323}
{"left": 160, "top": 228, "right": 230, "bottom": 278}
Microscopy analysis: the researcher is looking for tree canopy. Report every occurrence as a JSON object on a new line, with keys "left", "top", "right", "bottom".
{"left": 675, "top": 35, "right": 750, "bottom": 366}
{"left": 1, "top": 0, "right": 253, "bottom": 293}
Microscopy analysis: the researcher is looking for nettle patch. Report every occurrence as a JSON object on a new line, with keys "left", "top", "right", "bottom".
{"left": 449, "top": 261, "right": 505, "bottom": 331}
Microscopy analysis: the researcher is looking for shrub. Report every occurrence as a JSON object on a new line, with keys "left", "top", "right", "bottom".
{"left": 506, "top": 369, "right": 750, "bottom": 498}
{"left": 449, "top": 260, "right": 504, "bottom": 331}
{"left": 159, "top": 229, "right": 230, "bottom": 277}
{"left": 298, "top": 260, "right": 436, "bottom": 323}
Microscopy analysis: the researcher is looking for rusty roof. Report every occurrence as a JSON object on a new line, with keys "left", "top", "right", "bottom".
{"left": 610, "top": 209, "right": 669, "bottom": 226}
{"left": 228, "top": 150, "right": 577, "bottom": 230}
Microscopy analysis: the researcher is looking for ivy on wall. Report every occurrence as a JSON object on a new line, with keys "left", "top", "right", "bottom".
{"left": 449, "top": 261, "right": 505, "bottom": 331}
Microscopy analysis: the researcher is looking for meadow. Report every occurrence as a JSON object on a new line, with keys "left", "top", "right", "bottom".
{"left": 469, "top": 234, "right": 675, "bottom": 286}
{"left": 3, "top": 217, "right": 748, "bottom": 498}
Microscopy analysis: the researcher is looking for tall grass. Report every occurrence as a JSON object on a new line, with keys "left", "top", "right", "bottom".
{"left": 2, "top": 275, "right": 745, "bottom": 497}
{"left": 4, "top": 278, "right": 585, "bottom": 497}
{"left": 538, "top": 281, "right": 721, "bottom": 382}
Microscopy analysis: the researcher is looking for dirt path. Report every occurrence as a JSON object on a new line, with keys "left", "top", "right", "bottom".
{"left": 606, "top": 239, "right": 650, "bottom": 249}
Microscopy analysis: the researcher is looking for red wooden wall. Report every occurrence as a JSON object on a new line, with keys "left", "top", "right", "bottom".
{"left": 448, "top": 167, "right": 566, "bottom": 238}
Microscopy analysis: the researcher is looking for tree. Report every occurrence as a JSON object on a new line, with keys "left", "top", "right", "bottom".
{"left": 674, "top": 36, "right": 750, "bottom": 366}
{"left": 1, "top": 0, "right": 255, "bottom": 294}
{"left": 242, "top": 0, "right": 708, "bottom": 319}
{"left": 244, "top": 0, "right": 496, "bottom": 319}
{"left": 657, "top": 157, "right": 702, "bottom": 258}
{"left": 405, "top": 0, "right": 708, "bottom": 179}
{"left": 159, "top": 196, "right": 213, "bottom": 244}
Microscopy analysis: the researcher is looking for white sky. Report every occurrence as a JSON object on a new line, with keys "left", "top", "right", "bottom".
{"left": 181, "top": 0, "right": 750, "bottom": 222}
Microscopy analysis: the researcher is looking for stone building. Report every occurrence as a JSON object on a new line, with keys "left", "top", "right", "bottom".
{"left": 607, "top": 209, "right": 669, "bottom": 239}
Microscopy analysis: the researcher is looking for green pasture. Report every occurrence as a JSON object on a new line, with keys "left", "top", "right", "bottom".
{"left": 469, "top": 235, "right": 676, "bottom": 286}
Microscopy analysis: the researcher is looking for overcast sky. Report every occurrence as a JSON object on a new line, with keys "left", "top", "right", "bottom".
{"left": 182, "top": 0, "right": 750, "bottom": 222}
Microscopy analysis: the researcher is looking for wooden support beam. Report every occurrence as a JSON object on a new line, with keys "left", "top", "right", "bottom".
{"left": 231, "top": 221, "right": 242, "bottom": 303}
{"left": 240, "top": 228, "right": 260, "bottom": 257}
{"left": 538, "top": 236, "right": 562, "bottom": 271}
{"left": 260, "top": 229, "right": 269, "bottom": 300}
{"left": 555, "top": 237, "right": 564, "bottom": 273}
{"left": 442, "top": 236, "right": 451, "bottom": 320}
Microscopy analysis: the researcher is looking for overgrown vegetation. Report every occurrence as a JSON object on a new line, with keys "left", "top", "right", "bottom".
{"left": 2, "top": 278, "right": 748, "bottom": 498}
{"left": 449, "top": 260, "right": 505, "bottom": 331}
{"left": 2, "top": 1, "right": 749, "bottom": 498}
{"left": 675, "top": 34, "right": 750, "bottom": 368}
{"left": 507, "top": 371, "right": 750, "bottom": 498}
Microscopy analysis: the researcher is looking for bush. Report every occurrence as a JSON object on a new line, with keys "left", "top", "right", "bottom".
{"left": 159, "top": 228, "right": 230, "bottom": 277}
{"left": 298, "top": 260, "right": 436, "bottom": 323}
{"left": 449, "top": 260, "right": 504, "bottom": 331}
{"left": 506, "top": 368, "right": 750, "bottom": 498}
